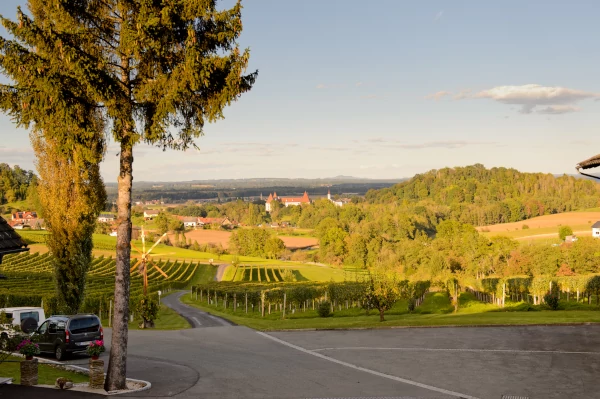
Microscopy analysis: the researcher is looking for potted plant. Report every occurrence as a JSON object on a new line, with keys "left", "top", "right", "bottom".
{"left": 16, "top": 339, "right": 39, "bottom": 360}
{"left": 86, "top": 340, "right": 105, "bottom": 360}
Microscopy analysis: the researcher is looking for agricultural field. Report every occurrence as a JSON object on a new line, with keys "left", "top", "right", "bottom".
{"left": 17, "top": 230, "right": 319, "bottom": 266}
{"left": 0, "top": 251, "right": 216, "bottom": 316}
{"left": 477, "top": 211, "right": 600, "bottom": 240}
{"left": 178, "top": 228, "right": 318, "bottom": 250}
{"left": 221, "top": 264, "right": 350, "bottom": 283}
{"left": 182, "top": 288, "right": 600, "bottom": 331}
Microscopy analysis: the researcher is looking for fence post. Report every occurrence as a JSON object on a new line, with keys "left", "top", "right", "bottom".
{"left": 245, "top": 293, "right": 248, "bottom": 314}
{"left": 234, "top": 293, "right": 237, "bottom": 311}
{"left": 502, "top": 283, "right": 506, "bottom": 308}
{"left": 282, "top": 293, "right": 286, "bottom": 319}
{"left": 109, "top": 300, "right": 112, "bottom": 328}
{"left": 261, "top": 291, "right": 265, "bottom": 318}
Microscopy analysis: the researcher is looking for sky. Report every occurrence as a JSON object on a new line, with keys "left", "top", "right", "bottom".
{"left": 0, "top": 0, "right": 599, "bottom": 182}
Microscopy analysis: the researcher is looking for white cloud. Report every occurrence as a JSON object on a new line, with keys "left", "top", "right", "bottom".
{"left": 536, "top": 105, "right": 580, "bottom": 114}
{"left": 475, "top": 84, "right": 598, "bottom": 114}
{"left": 453, "top": 89, "right": 472, "bottom": 100}
{"left": 316, "top": 83, "right": 327, "bottom": 89}
{"left": 355, "top": 82, "right": 363, "bottom": 87}
{"left": 424, "top": 91, "right": 452, "bottom": 100}
{"left": 434, "top": 11, "right": 444, "bottom": 21}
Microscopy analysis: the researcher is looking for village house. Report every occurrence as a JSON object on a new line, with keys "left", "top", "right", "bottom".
{"left": 198, "top": 217, "right": 233, "bottom": 228}
{"left": 592, "top": 221, "right": 600, "bottom": 238}
{"left": 265, "top": 191, "right": 311, "bottom": 212}
{"left": 177, "top": 216, "right": 200, "bottom": 228}
{"left": 98, "top": 213, "right": 116, "bottom": 223}
{"left": 11, "top": 211, "right": 38, "bottom": 223}
{"left": 327, "top": 190, "right": 351, "bottom": 207}
{"left": 143, "top": 210, "right": 160, "bottom": 220}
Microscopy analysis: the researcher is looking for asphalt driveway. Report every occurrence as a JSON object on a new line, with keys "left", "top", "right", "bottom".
{"left": 33, "top": 293, "right": 600, "bottom": 398}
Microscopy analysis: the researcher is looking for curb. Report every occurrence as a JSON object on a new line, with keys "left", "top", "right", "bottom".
{"left": 28, "top": 356, "right": 152, "bottom": 395}
{"left": 265, "top": 322, "right": 600, "bottom": 332}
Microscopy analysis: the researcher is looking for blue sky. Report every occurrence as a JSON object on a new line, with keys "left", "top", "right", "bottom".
{"left": 0, "top": 0, "right": 599, "bottom": 181}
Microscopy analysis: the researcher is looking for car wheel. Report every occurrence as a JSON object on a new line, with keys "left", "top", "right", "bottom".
{"left": 55, "top": 345, "right": 67, "bottom": 361}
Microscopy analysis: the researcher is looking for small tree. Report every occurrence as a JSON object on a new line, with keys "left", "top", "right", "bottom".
{"left": 559, "top": 226, "right": 573, "bottom": 241}
{"left": 363, "top": 272, "right": 400, "bottom": 322}
{"left": 135, "top": 295, "right": 160, "bottom": 329}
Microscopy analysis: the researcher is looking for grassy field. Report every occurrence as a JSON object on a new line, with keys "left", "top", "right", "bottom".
{"left": 478, "top": 211, "right": 600, "bottom": 240}
{"left": 0, "top": 356, "right": 88, "bottom": 384}
{"left": 101, "top": 304, "right": 190, "bottom": 330}
{"left": 181, "top": 291, "right": 600, "bottom": 331}
{"left": 18, "top": 230, "right": 321, "bottom": 266}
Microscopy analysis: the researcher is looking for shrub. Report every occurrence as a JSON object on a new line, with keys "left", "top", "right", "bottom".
{"left": 135, "top": 295, "right": 160, "bottom": 328}
{"left": 317, "top": 301, "right": 331, "bottom": 317}
{"left": 544, "top": 285, "right": 560, "bottom": 310}
{"left": 522, "top": 224, "right": 529, "bottom": 230}
{"left": 407, "top": 297, "right": 416, "bottom": 313}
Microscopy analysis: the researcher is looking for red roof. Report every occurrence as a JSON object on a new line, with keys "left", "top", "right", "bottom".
{"left": 277, "top": 191, "right": 311, "bottom": 204}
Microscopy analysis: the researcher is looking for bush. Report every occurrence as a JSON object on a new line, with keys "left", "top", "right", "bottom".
{"left": 522, "top": 224, "right": 529, "bottom": 230}
{"left": 317, "top": 301, "right": 331, "bottom": 317}
{"left": 544, "top": 286, "right": 560, "bottom": 310}
{"left": 407, "top": 297, "right": 416, "bottom": 313}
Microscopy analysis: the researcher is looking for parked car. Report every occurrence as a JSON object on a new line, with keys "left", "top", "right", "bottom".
{"left": 0, "top": 307, "right": 45, "bottom": 335}
{"left": 31, "top": 314, "right": 103, "bottom": 361}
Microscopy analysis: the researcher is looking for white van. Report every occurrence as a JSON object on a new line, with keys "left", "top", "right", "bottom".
{"left": 0, "top": 307, "right": 46, "bottom": 335}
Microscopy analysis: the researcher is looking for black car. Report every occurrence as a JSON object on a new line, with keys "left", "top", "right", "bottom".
{"left": 32, "top": 314, "right": 103, "bottom": 361}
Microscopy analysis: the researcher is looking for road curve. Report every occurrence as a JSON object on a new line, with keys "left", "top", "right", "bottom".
{"left": 162, "top": 291, "right": 234, "bottom": 328}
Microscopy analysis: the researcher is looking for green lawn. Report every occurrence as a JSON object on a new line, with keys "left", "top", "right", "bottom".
{"left": 181, "top": 292, "right": 600, "bottom": 331}
{"left": 102, "top": 304, "right": 190, "bottom": 330}
{"left": 0, "top": 356, "right": 89, "bottom": 384}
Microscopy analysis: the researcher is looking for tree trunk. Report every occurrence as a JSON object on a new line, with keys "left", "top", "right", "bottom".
{"left": 379, "top": 308, "right": 385, "bottom": 322}
{"left": 105, "top": 144, "right": 133, "bottom": 391}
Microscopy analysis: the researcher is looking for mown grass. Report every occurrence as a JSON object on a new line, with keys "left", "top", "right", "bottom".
{"left": 102, "top": 304, "right": 190, "bottom": 330}
{"left": 0, "top": 355, "right": 88, "bottom": 384}
{"left": 181, "top": 291, "right": 600, "bottom": 331}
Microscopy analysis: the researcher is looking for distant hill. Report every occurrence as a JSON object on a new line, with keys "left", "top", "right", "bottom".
{"left": 105, "top": 176, "right": 405, "bottom": 203}
{"left": 366, "top": 164, "right": 600, "bottom": 226}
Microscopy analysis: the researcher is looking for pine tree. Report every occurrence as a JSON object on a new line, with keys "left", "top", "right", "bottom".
{"left": 0, "top": 1, "right": 256, "bottom": 390}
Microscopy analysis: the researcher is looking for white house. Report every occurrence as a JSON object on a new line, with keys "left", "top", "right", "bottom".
{"left": 327, "top": 190, "right": 351, "bottom": 207}
{"left": 592, "top": 221, "right": 600, "bottom": 238}
{"left": 179, "top": 216, "right": 199, "bottom": 228}
{"left": 98, "top": 213, "right": 116, "bottom": 223}
{"left": 144, "top": 210, "right": 160, "bottom": 220}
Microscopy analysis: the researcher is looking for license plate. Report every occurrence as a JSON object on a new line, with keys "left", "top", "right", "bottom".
{"left": 77, "top": 341, "right": 92, "bottom": 346}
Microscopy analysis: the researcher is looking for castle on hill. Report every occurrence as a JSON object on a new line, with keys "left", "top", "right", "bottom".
{"left": 264, "top": 190, "right": 350, "bottom": 212}
{"left": 265, "top": 191, "right": 311, "bottom": 212}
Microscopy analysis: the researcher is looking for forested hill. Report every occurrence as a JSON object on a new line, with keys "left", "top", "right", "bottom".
{"left": 365, "top": 164, "right": 600, "bottom": 226}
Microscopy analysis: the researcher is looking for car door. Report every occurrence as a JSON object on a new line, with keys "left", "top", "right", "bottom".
{"left": 47, "top": 321, "right": 59, "bottom": 350}
{"left": 34, "top": 321, "right": 49, "bottom": 352}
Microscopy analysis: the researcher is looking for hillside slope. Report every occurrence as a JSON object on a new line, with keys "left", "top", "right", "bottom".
{"left": 366, "top": 164, "right": 600, "bottom": 226}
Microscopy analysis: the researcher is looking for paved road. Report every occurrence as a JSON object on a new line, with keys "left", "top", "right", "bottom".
{"left": 161, "top": 291, "right": 233, "bottom": 328}
{"left": 37, "top": 294, "right": 600, "bottom": 399}
{"left": 215, "top": 264, "right": 227, "bottom": 281}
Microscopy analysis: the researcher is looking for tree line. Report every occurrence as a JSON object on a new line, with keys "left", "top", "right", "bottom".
{"left": 0, "top": 164, "right": 37, "bottom": 207}
{"left": 365, "top": 164, "right": 600, "bottom": 226}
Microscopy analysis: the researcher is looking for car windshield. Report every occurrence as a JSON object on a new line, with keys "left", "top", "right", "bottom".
{"left": 69, "top": 317, "right": 99, "bottom": 334}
